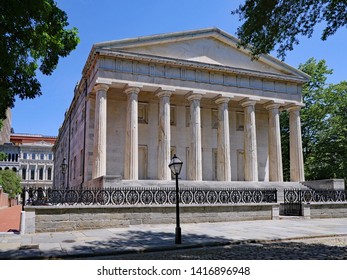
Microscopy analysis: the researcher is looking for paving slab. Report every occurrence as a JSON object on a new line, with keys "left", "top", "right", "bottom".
{"left": 0, "top": 218, "right": 347, "bottom": 259}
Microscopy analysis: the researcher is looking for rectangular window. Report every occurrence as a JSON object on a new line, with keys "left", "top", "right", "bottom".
{"left": 32, "top": 153, "right": 36, "bottom": 160}
{"left": 48, "top": 154, "right": 53, "bottom": 160}
{"left": 39, "top": 167, "right": 44, "bottom": 180}
{"left": 22, "top": 168, "right": 26, "bottom": 180}
{"left": 170, "top": 105, "right": 176, "bottom": 126}
{"left": 23, "top": 153, "right": 27, "bottom": 159}
{"left": 40, "top": 154, "right": 45, "bottom": 160}
{"left": 236, "top": 112, "right": 244, "bottom": 131}
{"left": 138, "top": 103, "right": 148, "bottom": 124}
{"left": 47, "top": 167, "right": 52, "bottom": 181}
{"left": 30, "top": 168, "right": 35, "bottom": 180}
{"left": 185, "top": 106, "right": 190, "bottom": 127}
{"left": 211, "top": 109, "right": 218, "bottom": 129}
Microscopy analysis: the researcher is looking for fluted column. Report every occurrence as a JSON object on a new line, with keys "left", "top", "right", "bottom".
{"left": 92, "top": 84, "right": 109, "bottom": 179}
{"left": 214, "top": 96, "right": 231, "bottom": 181}
{"left": 157, "top": 90, "right": 172, "bottom": 180}
{"left": 265, "top": 102, "right": 283, "bottom": 182}
{"left": 288, "top": 105, "right": 305, "bottom": 182}
{"left": 186, "top": 92, "right": 203, "bottom": 181}
{"left": 240, "top": 99, "right": 258, "bottom": 181}
{"left": 124, "top": 87, "right": 141, "bottom": 180}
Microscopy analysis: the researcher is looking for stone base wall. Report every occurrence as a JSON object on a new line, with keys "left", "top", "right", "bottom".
{"left": 24, "top": 204, "right": 278, "bottom": 233}
{"left": 309, "top": 203, "right": 347, "bottom": 219}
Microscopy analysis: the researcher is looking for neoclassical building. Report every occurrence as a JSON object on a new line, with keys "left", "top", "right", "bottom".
{"left": 0, "top": 133, "right": 56, "bottom": 189}
{"left": 53, "top": 28, "right": 309, "bottom": 189}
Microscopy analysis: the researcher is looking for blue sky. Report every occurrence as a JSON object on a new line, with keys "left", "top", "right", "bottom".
{"left": 11, "top": 0, "right": 347, "bottom": 136}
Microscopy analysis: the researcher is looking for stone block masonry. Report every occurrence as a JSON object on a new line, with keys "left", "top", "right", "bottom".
{"left": 24, "top": 203, "right": 278, "bottom": 233}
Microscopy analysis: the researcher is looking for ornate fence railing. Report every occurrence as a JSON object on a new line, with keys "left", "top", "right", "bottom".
{"left": 23, "top": 186, "right": 277, "bottom": 206}
{"left": 284, "top": 189, "right": 347, "bottom": 204}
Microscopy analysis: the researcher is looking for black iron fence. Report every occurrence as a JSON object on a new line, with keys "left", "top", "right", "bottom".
{"left": 284, "top": 189, "right": 347, "bottom": 204}
{"left": 22, "top": 186, "right": 277, "bottom": 206}
{"left": 282, "top": 188, "right": 347, "bottom": 216}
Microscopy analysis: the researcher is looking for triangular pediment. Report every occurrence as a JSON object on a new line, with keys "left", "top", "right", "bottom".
{"left": 94, "top": 28, "right": 309, "bottom": 81}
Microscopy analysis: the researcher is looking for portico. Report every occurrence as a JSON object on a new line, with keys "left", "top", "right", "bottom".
{"left": 53, "top": 28, "right": 309, "bottom": 189}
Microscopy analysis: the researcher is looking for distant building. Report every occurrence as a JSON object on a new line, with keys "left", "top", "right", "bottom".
{"left": 54, "top": 28, "right": 309, "bottom": 189}
{"left": 0, "top": 133, "right": 56, "bottom": 189}
{"left": 0, "top": 143, "right": 20, "bottom": 172}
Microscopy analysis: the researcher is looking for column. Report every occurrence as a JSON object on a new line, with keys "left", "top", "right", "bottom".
{"left": 240, "top": 99, "right": 258, "bottom": 181}
{"left": 186, "top": 92, "right": 203, "bottom": 181}
{"left": 124, "top": 86, "right": 141, "bottom": 180}
{"left": 92, "top": 84, "right": 109, "bottom": 179}
{"left": 265, "top": 102, "right": 283, "bottom": 182}
{"left": 288, "top": 105, "right": 305, "bottom": 182}
{"left": 214, "top": 96, "right": 231, "bottom": 181}
{"left": 157, "top": 90, "right": 172, "bottom": 180}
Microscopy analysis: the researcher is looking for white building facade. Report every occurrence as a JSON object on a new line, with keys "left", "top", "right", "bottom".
{"left": 0, "top": 134, "right": 56, "bottom": 189}
{"left": 54, "top": 28, "right": 309, "bottom": 189}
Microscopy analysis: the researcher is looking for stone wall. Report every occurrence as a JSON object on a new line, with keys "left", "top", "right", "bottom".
{"left": 309, "top": 203, "right": 347, "bottom": 219}
{"left": 24, "top": 203, "right": 278, "bottom": 233}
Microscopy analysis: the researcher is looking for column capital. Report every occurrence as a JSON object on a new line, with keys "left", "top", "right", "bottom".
{"left": 185, "top": 91, "right": 205, "bottom": 102}
{"left": 285, "top": 102, "right": 305, "bottom": 112}
{"left": 94, "top": 83, "right": 110, "bottom": 92}
{"left": 264, "top": 100, "right": 285, "bottom": 111}
{"left": 214, "top": 95, "right": 233, "bottom": 105}
{"left": 156, "top": 90, "right": 172, "bottom": 98}
{"left": 124, "top": 86, "right": 141, "bottom": 96}
{"left": 239, "top": 98, "right": 260, "bottom": 108}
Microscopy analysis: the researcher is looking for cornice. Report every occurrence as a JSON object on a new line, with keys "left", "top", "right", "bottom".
{"left": 97, "top": 49, "right": 307, "bottom": 84}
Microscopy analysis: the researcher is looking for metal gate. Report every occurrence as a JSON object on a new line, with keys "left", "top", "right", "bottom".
{"left": 282, "top": 189, "right": 302, "bottom": 216}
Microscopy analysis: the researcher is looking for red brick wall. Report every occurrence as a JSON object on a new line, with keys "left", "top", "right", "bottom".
{"left": 0, "top": 191, "right": 9, "bottom": 208}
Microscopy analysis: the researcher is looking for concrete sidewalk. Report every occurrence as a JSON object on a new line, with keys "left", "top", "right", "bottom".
{"left": 1, "top": 218, "right": 347, "bottom": 259}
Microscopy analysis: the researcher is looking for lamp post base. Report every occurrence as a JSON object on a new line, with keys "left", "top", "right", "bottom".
{"left": 175, "top": 227, "right": 181, "bottom": 244}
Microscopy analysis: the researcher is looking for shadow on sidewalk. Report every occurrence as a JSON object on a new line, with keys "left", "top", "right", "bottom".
{"left": 1, "top": 229, "right": 347, "bottom": 260}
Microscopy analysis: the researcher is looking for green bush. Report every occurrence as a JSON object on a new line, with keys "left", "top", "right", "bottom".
{"left": 0, "top": 170, "right": 22, "bottom": 199}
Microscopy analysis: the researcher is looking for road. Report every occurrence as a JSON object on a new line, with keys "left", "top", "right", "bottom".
{"left": 88, "top": 236, "right": 347, "bottom": 260}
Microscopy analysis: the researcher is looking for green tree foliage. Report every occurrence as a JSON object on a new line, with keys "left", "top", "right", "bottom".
{"left": 281, "top": 58, "right": 347, "bottom": 181}
{"left": 232, "top": 0, "right": 347, "bottom": 59}
{"left": 0, "top": 170, "right": 22, "bottom": 199}
{"left": 0, "top": 0, "right": 80, "bottom": 119}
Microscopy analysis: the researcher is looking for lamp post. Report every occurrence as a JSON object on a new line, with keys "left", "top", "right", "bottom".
{"left": 61, "top": 158, "right": 67, "bottom": 189}
{"left": 168, "top": 154, "right": 183, "bottom": 244}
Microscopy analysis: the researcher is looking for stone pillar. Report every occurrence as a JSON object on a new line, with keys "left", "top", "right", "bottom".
{"left": 214, "top": 96, "right": 231, "bottom": 181}
{"left": 288, "top": 105, "right": 305, "bottom": 182}
{"left": 124, "top": 87, "right": 141, "bottom": 180}
{"left": 92, "top": 84, "right": 109, "bottom": 179}
{"left": 265, "top": 102, "right": 283, "bottom": 182}
{"left": 240, "top": 99, "right": 258, "bottom": 181}
{"left": 186, "top": 93, "right": 203, "bottom": 181}
{"left": 157, "top": 90, "right": 172, "bottom": 180}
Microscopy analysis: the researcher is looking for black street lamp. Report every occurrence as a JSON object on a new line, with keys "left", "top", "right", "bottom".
{"left": 168, "top": 154, "right": 183, "bottom": 244}
{"left": 61, "top": 158, "right": 67, "bottom": 189}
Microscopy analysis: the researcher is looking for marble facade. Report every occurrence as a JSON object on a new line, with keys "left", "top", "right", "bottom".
{"left": 53, "top": 28, "right": 309, "bottom": 189}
